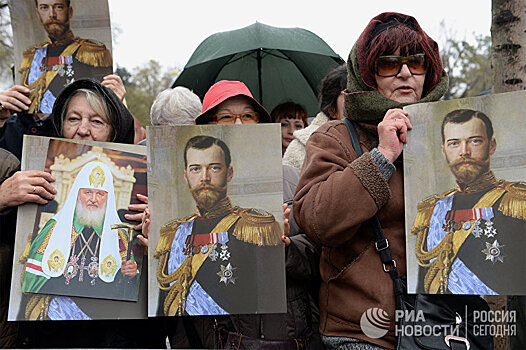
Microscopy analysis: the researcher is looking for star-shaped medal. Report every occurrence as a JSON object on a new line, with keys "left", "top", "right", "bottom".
{"left": 482, "top": 240, "right": 505, "bottom": 264}
{"left": 217, "top": 263, "right": 237, "bottom": 285}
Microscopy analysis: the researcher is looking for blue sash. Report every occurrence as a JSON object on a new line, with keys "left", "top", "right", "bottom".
{"left": 168, "top": 221, "right": 227, "bottom": 315}
{"left": 428, "top": 196, "right": 497, "bottom": 295}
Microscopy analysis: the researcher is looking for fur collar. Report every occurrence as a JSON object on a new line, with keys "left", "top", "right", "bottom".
{"left": 293, "top": 112, "right": 331, "bottom": 146}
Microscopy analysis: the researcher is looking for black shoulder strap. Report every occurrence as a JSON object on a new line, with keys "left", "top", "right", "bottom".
{"left": 342, "top": 118, "right": 405, "bottom": 299}
{"left": 343, "top": 118, "right": 363, "bottom": 157}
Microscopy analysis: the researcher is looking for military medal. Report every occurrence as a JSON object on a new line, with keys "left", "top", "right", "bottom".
{"left": 208, "top": 245, "right": 219, "bottom": 261}
{"left": 482, "top": 240, "right": 505, "bottom": 263}
{"left": 484, "top": 220, "right": 497, "bottom": 238}
{"left": 220, "top": 245, "right": 231, "bottom": 261}
{"left": 471, "top": 220, "right": 483, "bottom": 238}
{"left": 217, "top": 263, "right": 237, "bottom": 285}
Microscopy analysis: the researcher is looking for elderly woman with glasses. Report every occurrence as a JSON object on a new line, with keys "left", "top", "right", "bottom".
{"left": 293, "top": 12, "right": 450, "bottom": 350}
{"left": 194, "top": 80, "right": 271, "bottom": 125}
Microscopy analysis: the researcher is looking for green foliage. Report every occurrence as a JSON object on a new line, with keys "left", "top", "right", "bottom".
{"left": 439, "top": 22, "right": 492, "bottom": 99}
{"left": 118, "top": 60, "right": 180, "bottom": 126}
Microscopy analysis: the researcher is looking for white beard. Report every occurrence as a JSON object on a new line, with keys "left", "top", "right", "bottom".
{"left": 74, "top": 197, "right": 107, "bottom": 228}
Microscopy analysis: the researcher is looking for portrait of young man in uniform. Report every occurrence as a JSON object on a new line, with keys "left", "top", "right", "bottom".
{"left": 411, "top": 108, "right": 526, "bottom": 295}
{"left": 22, "top": 161, "right": 138, "bottom": 301}
{"left": 11, "top": 0, "right": 112, "bottom": 114}
{"left": 152, "top": 133, "right": 285, "bottom": 316}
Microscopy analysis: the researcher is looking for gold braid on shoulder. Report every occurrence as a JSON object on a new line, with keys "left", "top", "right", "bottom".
{"left": 75, "top": 39, "right": 112, "bottom": 67}
{"left": 498, "top": 182, "right": 526, "bottom": 220}
{"left": 233, "top": 208, "right": 282, "bottom": 246}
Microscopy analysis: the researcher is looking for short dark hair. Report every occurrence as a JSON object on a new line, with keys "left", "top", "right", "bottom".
{"left": 319, "top": 64, "right": 347, "bottom": 119}
{"left": 271, "top": 101, "right": 308, "bottom": 126}
{"left": 184, "top": 135, "right": 232, "bottom": 168}
{"left": 441, "top": 109, "right": 494, "bottom": 143}
{"left": 35, "top": 0, "right": 71, "bottom": 7}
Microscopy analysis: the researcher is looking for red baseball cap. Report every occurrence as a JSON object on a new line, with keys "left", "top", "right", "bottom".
{"left": 195, "top": 80, "right": 272, "bottom": 124}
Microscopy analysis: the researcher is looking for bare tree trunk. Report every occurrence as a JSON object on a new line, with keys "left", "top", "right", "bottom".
{"left": 491, "top": 2, "right": 525, "bottom": 349}
{"left": 492, "top": 0, "right": 526, "bottom": 92}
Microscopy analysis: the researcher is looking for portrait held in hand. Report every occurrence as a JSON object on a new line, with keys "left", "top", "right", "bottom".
{"left": 11, "top": 139, "right": 147, "bottom": 321}
{"left": 405, "top": 91, "right": 526, "bottom": 296}
{"left": 148, "top": 125, "right": 286, "bottom": 317}
{"left": 9, "top": 0, "right": 113, "bottom": 114}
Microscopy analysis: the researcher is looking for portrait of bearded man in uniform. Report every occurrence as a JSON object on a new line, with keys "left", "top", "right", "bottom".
{"left": 411, "top": 109, "right": 526, "bottom": 295}
{"left": 13, "top": 0, "right": 112, "bottom": 114}
{"left": 22, "top": 161, "right": 138, "bottom": 301}
{"left": 154, "top": 135, "right": 283, "bottom": 316}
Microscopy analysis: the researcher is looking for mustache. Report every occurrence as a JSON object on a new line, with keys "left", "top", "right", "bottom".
{"left": 191, "top": 183, "right": 225, "bottom": 193}
{"left": 448, "top": 155, "right": 488, "bottom": 169}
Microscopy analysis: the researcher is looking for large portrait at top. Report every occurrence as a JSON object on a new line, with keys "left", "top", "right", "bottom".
{"left": 9, "top": 136, "right": 148, "bottom": 321}
{"left": 147, "top": 124, "right": 286, "bottom": 317}
{"left": 8, "top": 0, "right": 112, "bottom": 114}
{"left": 404, "top": 90, "right": 526, "bottom": 296}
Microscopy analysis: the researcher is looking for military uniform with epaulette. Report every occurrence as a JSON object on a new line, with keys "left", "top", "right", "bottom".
{"left": 412, "top": 172, "right": 526, "bottom": 295}
{"left": 154, "top": 197, "right": 282, "bottom": 316}
{"left": 18, "top": 31, "right": 112, "bottom": 114}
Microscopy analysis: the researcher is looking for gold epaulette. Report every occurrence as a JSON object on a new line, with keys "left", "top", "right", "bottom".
{"left": 498, "top": 182, "right": 526, "bottom": 220}
{"left": 18, "top": 43, "right": 47, "bottom": 74}
{"left": 233, "top": 208, "right": 282, "bottom": 246}
{"left": 75, "top": 39, "right": 112, "bottom": 67}
{"left": 154, "top": 215, "right": 196, "bottom": 259}
{"left": 411, "top": 190, "right": 455, "bottom": 235}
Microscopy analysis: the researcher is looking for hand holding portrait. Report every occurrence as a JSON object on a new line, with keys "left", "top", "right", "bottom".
{"left": 125, "top": 193, "right": 148, "bottom": 231}
{"left": 282, "top": 203, "right": 291, "bottom": 246}
{"left": 0, "top": 85, "right": 31, "bottom": 121}
{"left": 137, "top": 207, "right": 150, "bottom": 247}
{"left": 102, "top": 75, "right": 126, "bottom": 102}
{"left": 377, "top": 108, "right": 412, "bottom": 162}
{"left": 0, "top": 170, "right": 56, "bottom": 211}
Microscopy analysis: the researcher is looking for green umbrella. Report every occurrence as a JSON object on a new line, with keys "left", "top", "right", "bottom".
{"left": 172, "top": 22, "right": 345, "bottom": 118}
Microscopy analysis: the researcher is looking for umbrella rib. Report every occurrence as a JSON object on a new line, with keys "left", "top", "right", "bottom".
{"left": 278, "top": 50, "right": 317, "bottom": 96}
{"left": 223, "top": 50, "right": 258, "bottom": 66}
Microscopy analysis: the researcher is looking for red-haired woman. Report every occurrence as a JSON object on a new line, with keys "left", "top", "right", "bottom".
{"left": 294, "top": 12, "right": 489, "bottom": 350}
{"left": 271, "top": 101, "right": 308, "bottom": 155}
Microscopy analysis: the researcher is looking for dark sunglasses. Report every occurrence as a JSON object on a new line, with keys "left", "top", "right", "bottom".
{"left": 374, "top": 53, "right": 427, "bottom": 77}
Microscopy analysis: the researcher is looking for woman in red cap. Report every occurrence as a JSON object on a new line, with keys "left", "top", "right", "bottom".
{"left": 194, "top": 80, "right": 272, "bottom": 125}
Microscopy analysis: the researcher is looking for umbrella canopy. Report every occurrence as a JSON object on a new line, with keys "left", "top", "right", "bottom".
{"left": 172, "top": 22, "right": 345, "bottom": 119}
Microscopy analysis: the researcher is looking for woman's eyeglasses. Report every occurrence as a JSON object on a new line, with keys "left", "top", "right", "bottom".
{"left": 374, "top": 53, "right": 427, "bottom": 77}
{"left": 213, "top": 112, "right": 259, "bottom": 124}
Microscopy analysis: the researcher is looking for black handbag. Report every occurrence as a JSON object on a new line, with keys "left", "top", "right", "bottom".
{"left": 342, "top": 118, "right": 494, "bottom": 350}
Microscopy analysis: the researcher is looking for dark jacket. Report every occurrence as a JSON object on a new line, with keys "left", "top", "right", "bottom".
{"left": 0, "top": 113, "right": 55, "bottom": 160}
{"left": 0, "top": 148, "right": 20, "bottom": 348}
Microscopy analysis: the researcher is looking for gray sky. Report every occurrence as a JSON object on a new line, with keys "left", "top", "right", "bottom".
{"left": 109, "top": 0, "right": 492, "bottom": 71}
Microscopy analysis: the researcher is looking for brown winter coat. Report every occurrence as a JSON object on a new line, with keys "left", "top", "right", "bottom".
{"left": 293, "top": 120, "right": 405, "bottom": 349}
